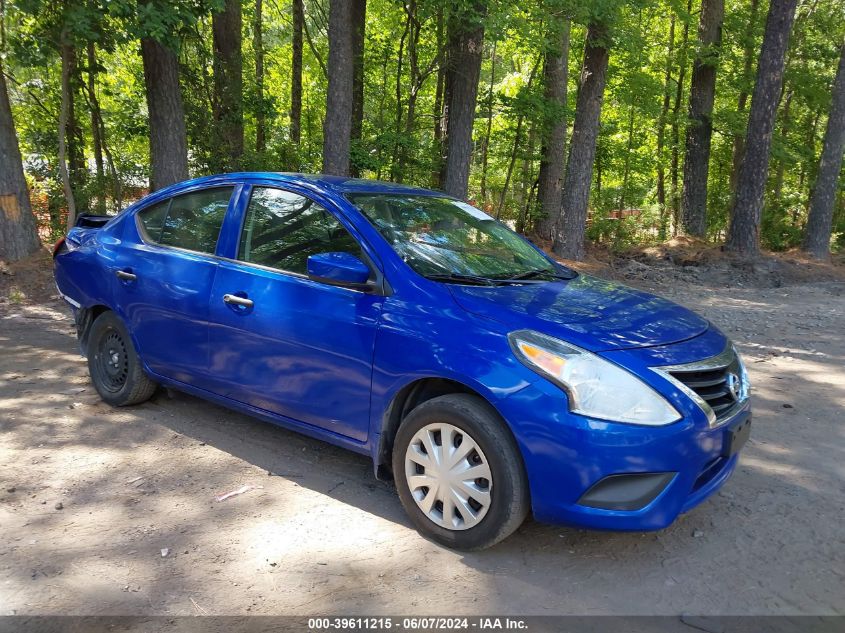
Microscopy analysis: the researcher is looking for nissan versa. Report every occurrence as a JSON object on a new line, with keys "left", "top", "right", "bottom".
{"left": 53, "top": 173, "right": 752, "bottom": 550}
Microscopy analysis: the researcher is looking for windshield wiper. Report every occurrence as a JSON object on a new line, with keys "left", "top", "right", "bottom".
{"left": 503, "top": 267, "right": 577, "bottom": 281}
{"left": 505, "top": 269, "right": 553, "bottom": 281}
{"left": 423, "top": 273, "right": 498, "bottom": 286}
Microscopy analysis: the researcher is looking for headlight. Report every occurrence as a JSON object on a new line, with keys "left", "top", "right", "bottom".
{"left": 509, "top": 330, "right": 681, "bottom": 426}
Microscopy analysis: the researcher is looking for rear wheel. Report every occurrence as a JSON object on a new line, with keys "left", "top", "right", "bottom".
{"left": 392, "top": 394, "right": 530, "bottom": 550}
{"left": 87, "top": 311, "right": 156, "bottom": 406}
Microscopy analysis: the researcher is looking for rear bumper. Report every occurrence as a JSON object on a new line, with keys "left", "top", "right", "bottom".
{"left": 498, "top": 376, "right": 750, "bottom": 531}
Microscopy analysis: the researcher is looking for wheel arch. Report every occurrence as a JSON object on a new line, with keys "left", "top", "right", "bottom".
{"left": 374, "top": 377, "right": 513, "bottom": 480}
{"left": 76, "top": 304, "right": 113, "bottom": 355}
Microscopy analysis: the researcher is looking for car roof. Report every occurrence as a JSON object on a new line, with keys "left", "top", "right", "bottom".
{"left": 159, "top": 172, "right": 447, "bottom": 198}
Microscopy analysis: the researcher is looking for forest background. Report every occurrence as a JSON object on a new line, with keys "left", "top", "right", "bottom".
{"left": 1, "top": 0, "right": 844, "bottom": 263}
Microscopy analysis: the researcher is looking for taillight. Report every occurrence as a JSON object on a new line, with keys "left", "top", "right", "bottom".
{"left": 52, "top": 236, "right": 67, "bottom": 257}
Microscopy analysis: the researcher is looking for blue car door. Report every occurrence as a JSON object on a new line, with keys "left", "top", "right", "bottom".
{"left": 205, "top": 185, "right": 384, "bottom": 443}
{"left": 111, "top": 185, "right": 238, "bottom": 385}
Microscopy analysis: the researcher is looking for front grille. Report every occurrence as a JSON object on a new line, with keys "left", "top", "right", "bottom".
{"left": 670, "top": 364, "right": 741, "bottom": 418}
{"left": 654, "top": 346, "right": 748, "bottom": 425}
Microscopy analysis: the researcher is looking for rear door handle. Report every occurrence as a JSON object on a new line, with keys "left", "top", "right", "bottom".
{"left": 223, "top": 293, "right": 254, "bottom": 308}
{"left": 116, "top": 270, "right": 137, "bottom": 281}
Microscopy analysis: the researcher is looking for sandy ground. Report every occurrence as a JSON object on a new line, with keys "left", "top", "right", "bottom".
{"left": 0, "top": 255, "right": 843, "bottom": 617}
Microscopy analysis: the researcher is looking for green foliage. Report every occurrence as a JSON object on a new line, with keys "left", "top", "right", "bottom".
{"left": 586, "top": 204, "right": 664, "bottom": 250}
{"left": 2, "top": 0, "right": 844, "bottom": 250}
{"left": 107, "top": 0, "right": 223, "bottom": 46}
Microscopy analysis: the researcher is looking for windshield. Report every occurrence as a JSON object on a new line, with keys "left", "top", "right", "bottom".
{"left": 347, "top": 194, "right": 559, "bottom": 281}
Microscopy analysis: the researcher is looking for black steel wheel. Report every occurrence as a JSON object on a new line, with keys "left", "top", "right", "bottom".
{"left": 87, "top": 311, "right": 156, "bottom": 406}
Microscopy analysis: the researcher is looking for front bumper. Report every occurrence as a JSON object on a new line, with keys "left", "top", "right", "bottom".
{"left": 497, "top": 328, "right": 750, "bottom": 531}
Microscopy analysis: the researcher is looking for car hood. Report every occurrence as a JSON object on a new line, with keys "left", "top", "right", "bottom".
{"left": 448, "top": 274, "right": 709, "bottom": 352}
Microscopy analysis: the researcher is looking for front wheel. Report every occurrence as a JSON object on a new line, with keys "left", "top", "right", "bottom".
{"left": 392, "top": 394, "right": 530, "bottom": 550}
{"left": 87, "top": 311, "right": 157, "bottom": 406}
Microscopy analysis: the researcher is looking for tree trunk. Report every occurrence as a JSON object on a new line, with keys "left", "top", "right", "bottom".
{"left": 88, "top": 87, "right": 121, "bottom": 212}
{"left": 431, "top": 6, "right": 446, "bottom": 188}
{"left": 57, "top": 43, "right": 86, "bottom": 218}
{"left": 730, "top": 0, "right": 760, "bottom": 199}
{"left": 552, "top": 22, "right": 611, "bottom": 261}
{"left": 802, "top": 111, "right": 822, "bottom": 219}
{"left": 726, "top": 0, "right": 798, "bottom": 255}
{"left": 497, "top": 57, "right": 540, "bottom": 219}
{"left": 84, "top": 32, "right": 120, "bottom": 209}
{"left": 302, "top": 4, "right": 327, "bottom": 78}
{"left": 389, "top": 13, "right": 410, "bottom": 182}
{"left": 87, "top": 42, "right": 106, "bottom": 214}
{"left": 681, "top": 0, "right": 724, "bottom": 237}
{"left": 442, "top": 1, "right": 487, "bottom": 199}
{"left": 67, "top": 46, "right": 86, "bottom": 209}
{"left": 618, "top": 94, "right": 636, "bottom": 212}
{"left": 375, "top": 46, "right": 389, "bottom": 180}
{"left": 535, "top": 18, "right": 570, "bottom": 240}
{"left": 322, "top": 0, "right": 354, "bottom": 175}
{"left": 58, "top": 41, "right": 77, "bottom": 229}
{"left": 773, "top": 88, "right": 793, "bottom": 201}
{"left": 399, "top": 0, "right": 424, "bottom": 179}
{"left": 0, "top": 61, "right": 41, "bottom": 259}
{"left": 656, "top": 13, "right": 676, "bottom": 240}
{"left": 101, "top": 125, "right": 122, "bottom": 211}
{"left": 498, "top": 113, "right": 525, "bottom": 219}
{"left": 141, "top": 37, "right": 189, "bottom": 191}
{"left": 349, "top": 0, "right": 366, "bottom": 176}
{"left": 212, "top": 0, "right": 244, "bottom": 171}
{"left": 670, "top": 0, "right": 692, "bottom": 235}
{"left": 290, "top": 0, "right": 303, "bottom": 145}
{"left": 479, "top": 40, "right": 497, "bottom": 202}
{"left": 618, "top": 11, "right": 644, "bottom": 214}
{"left": 803, "top": 38, "right": 845, "bottom": 260}
{"left": 595, "top": 138, "right": 603, "bottom": 199}
{"left": 254, "top": 0, "right": 266, "bottom": 154}
{"left": 516, "top": 124, "right": 537, "bottom": 233}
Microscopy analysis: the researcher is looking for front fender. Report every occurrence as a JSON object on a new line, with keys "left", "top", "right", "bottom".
{"left": 367, "top": 298, "right": 540, "bottom": 469}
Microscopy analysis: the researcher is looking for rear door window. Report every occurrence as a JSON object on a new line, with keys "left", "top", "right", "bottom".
{"left": 137, "top": 187, "right": 234, "bottom": 255}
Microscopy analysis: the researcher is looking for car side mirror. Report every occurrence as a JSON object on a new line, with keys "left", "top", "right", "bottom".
{"left": 307, "top": 252, "right": 371, "bottom": 288}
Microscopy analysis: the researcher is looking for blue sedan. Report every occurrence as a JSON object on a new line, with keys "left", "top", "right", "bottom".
{"left": 53, "top": 173, "right": 751, "bottom": 550}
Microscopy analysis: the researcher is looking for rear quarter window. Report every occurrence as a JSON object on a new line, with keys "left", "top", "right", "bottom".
{"left": 137, "top": 199, "right": 170, "bottom": 243}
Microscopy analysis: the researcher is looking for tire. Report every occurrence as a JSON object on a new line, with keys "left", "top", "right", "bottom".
{"left": 392, "top": 394, "right": 530, "bottom": 550}
{"left": 87, "top": 311, "right": 157, "bottom": 406}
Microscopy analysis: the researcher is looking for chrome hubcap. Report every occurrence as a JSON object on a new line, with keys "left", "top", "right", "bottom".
{"left": 404, "top": 423, "right": 492, "bottom": 530}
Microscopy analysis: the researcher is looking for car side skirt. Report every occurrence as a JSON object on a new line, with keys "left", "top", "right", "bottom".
{"left": 147, "top": 370, "right": 372, "bottom": 458}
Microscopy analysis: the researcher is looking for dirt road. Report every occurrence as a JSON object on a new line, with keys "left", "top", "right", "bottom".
{"left": 1, "top": 272, "right": 843, "bottom": 616}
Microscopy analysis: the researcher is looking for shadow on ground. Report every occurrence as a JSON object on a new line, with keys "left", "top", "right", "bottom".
{"left": 1, "top": 283, "right": 843, "bottom": 615}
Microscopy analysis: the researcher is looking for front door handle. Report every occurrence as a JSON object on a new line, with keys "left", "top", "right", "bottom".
{"left": 116, "top": 270, "right": 137, "bottom": 282}
{"left": 223, "top": 293, "right": 254, "bottom": 308}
